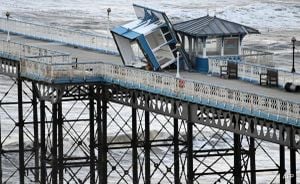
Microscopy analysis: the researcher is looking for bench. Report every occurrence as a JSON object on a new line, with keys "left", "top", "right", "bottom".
{"left": 260, "top": 69, "right": 278, "bottom": 87}
{"left": 220, "top": 62, "right": 238, "bottom": 79}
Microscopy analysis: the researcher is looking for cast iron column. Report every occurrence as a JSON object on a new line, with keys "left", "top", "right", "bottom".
{"left": 234, "top": 116, "right": 241, "bottom": 184}
{"left": 32, "top": 83, "right": 39, "bottom": 182}
{"left": 99, "top": 86, "right": 107, "bottom": 184}
{"left": 145, "top": 109, "right": 151, "bottom": 184}
{"left": 89, "top": 86, "right": 96, "bottom": 184}
{"left": 250, "top": 122, "right": 256, "bottom": 184}
{"left": 17, "top": 73, "right": 25, "bottom": 184}
{"left": 290, "top": 127, "right": 296, "bottom": 184}
{"left": 40, "top": 100, "right": 47, "bottom": 183}
{"left": 187, "top": 105, "right": 193, "bottom": 184}
{"left": 58, "top": 101, "right": 64, "bottom": 184}
{"left": 174, "top": 116, "right": 180, "bottom": 184}
{"left": 132, "top": 94, "right": 138, "bottom": 184}
{"left": 279, "top": 145, "right": 285, "bottom": 184}
{"left": 52, "top": 103, "right": 58, "bottom": 184}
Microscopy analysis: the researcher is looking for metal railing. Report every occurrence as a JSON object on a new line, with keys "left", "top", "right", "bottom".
{"left": 18, "top": 59, "right": 300, "bottom": 124}
{"left": 0, "top": 18, "right": 118, "bottom": 54}
{"left": 0, "top": 39, "right": 70, "bottom": 64}
{"left": 241, "top": 48, "right": 274, "bottom": 67}
{"left": 209, "top": 57, "right": 300, "bottom": 86}
{"left": 0, "top": 40, "right": 299, "bottom": 124}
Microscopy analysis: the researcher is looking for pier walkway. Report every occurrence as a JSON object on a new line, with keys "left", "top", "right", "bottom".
{"left": 0, "top": 32, "right": 299, "bottom": 126}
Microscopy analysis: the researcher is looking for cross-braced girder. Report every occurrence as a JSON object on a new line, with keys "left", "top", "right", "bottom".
{"left": 0, "top": 77, "right": 299, "bottom": 184}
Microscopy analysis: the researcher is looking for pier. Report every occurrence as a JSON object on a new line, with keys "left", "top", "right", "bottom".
{"left": 0, "top": 4, "right": 299, "bottom": 184}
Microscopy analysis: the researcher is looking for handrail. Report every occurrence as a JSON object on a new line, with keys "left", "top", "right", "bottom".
{"left": 209, "top": 56, "right": 300, "bottom": 86}
{"left": 19, "top": 59, "right": 300, "bottom": 124}
{"left": 0, "top": 40, "right": 299, "bottom": 125}
{"left": 0, "top": 18, "right": 118, "bottom": 54}
{"left": 0, "top": 39, "right": 70, "bottom": 64}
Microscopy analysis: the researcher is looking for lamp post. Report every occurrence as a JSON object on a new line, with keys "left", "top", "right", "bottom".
{"left": 291, "top": 37, "right": 296, "bottom": 73}
{"left": 106, "top": 8, "right": 111, "bottom": 53}
{"left": 176, "top": 43, "right": 181, "bottom": 78}
{"left": 6, "top": 12, "right": 10, "bottom": 42}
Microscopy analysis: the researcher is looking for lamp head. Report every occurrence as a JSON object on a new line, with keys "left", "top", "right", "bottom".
{"left": 292, "top": 36, "right": 296, "bottom": 44}
{"left": 107, "top": 8, "right": 111, "bottom": 15}
{"left": 6, "top": 12, "right": 10, "bottom": 18}
{"left": 175, "top": 43, "right": 181, "bottom": 49}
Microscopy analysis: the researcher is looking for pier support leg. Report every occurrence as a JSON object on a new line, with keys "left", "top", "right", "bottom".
{"left": 290, "top": 127, "right": 296, "bottom": 184}
{"left": 17, "top": 78, "right": 24, "bottom": 184}
{"left": 52, "top": 103, "right": 58, "bottom": 184}
{"left": 187, "top": 120, "right": 193, "bottom": 184}
{"left": 279, "top": 145, "right": 285, "bottom": 184}
{"left": 40, "top": 100, "right": 47, "bottom": 183}
{"left": 234, "top": 133, "right": 242, "bottom": 183}
{"left": 132, "top": 100, "right": 138, "bottom": 184}
{"left": 145, "top": 110, "right": 151, "bottom": 184}
{"left": 0, "top": 116, "right": 2, "bottom": 184}
{"left": 32, "top": 83, "right": 39, "bottom": 182}
{"left": 250, "top": 123, "right": 256, "bottom": 184}
{"left": 99, "top": 86, "right": 107, "bottom": 184}
{"left": 58, "top": 101, "right": 63, "bottom": 184}
{"left": 174, "top": 118, "right": 180, "bottom": 184}
{"left": 89, "top": 86, "right": 96, "bottom": 184}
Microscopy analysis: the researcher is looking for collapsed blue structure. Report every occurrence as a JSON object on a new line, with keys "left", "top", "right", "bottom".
{"left": 111, "top": 4, "right": 190, "bottom": 71}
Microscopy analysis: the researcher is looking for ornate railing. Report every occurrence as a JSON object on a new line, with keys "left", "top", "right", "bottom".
{"left": 209, "top": 57, "right": 300, "bottom": 86}
{"left": 0, "top": 40, "right": 299, "bottom": 125}
{"left": 0, "top": 39, "right": 70, "bottom": 64}
{"left": 18, "top": 59, "right": 300, "bottom": 124}
{"left": 0, "top": 18, "right": 118, "bottom": 54}
{"left": 241, "top": 48, "right": 274, "bottom": 67}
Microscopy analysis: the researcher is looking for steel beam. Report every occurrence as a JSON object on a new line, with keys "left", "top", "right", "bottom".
{"left": 58, "top": 101, "right": 64, "bottom": 184}
{"left": 0, "top": 117, "right": 2, "bottom": 184}
{"left": 250, "top": 122, "right": 256, "bottom": 184}
{"left": 234, "top": 116, "right": 242, "bottom": 184}
{"left": 17, "top": 77, "right": 25, "bottom": 184}
{"left": 290, "top": 127, "right": 296, "bottom": 184}
{"left": 173, "top": 117, "right": 180, "bottom": 184}
{"left": 52, "top": 103, "right": 58, "bottom": 184}
{"left": 40, "top": 100, "right": 47, "bottom": 183}
{"left": 32, "top": 82, "right": 39, "bottom": 182}
{"left": 89, "top": 86, "right": 96, "bottom": 184}
{"left": 187, "top": 105, "right": 193, "bottom": 184}
{"left": 145, "top": 109, "right": 151, "bottom": 184}
{"left": 131, "top": 93, "right": 138, "bottom": 184}
{"left": 280, "top": 145, "right": 285, "bottom": 184}
{"left": 99, "top": 85, "right": 108, "bottom": 184}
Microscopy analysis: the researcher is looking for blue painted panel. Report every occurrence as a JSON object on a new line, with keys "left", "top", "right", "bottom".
{"left": 111, "top": 26, "right": 141, "bottom": 40}
{"left": 195, "top": 57, "right": 209, "bottom": 73}
{"left": 137, "top": 35, "right": 160, "bottom": 71}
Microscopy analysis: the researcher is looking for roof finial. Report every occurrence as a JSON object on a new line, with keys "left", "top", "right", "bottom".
{"left": 207, "top": 8, "right": 209, "bottom": 16}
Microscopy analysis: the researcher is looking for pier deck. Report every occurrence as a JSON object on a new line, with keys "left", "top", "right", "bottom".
{"left": 1, "top": 32, "right": 299, "bottom": 104}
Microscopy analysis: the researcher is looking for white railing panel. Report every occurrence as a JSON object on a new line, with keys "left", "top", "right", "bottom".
{"left": 0, "top": 18, "right": 118, "bottom": 54}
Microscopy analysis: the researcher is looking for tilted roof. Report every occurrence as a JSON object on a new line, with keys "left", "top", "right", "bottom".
{"left": 174, "top": 15, "right": 260, "bottom": 37}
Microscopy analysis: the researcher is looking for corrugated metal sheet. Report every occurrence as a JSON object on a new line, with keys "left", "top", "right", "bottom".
{"left": 174, "top": 15, "right": 260, "bottom": 37}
